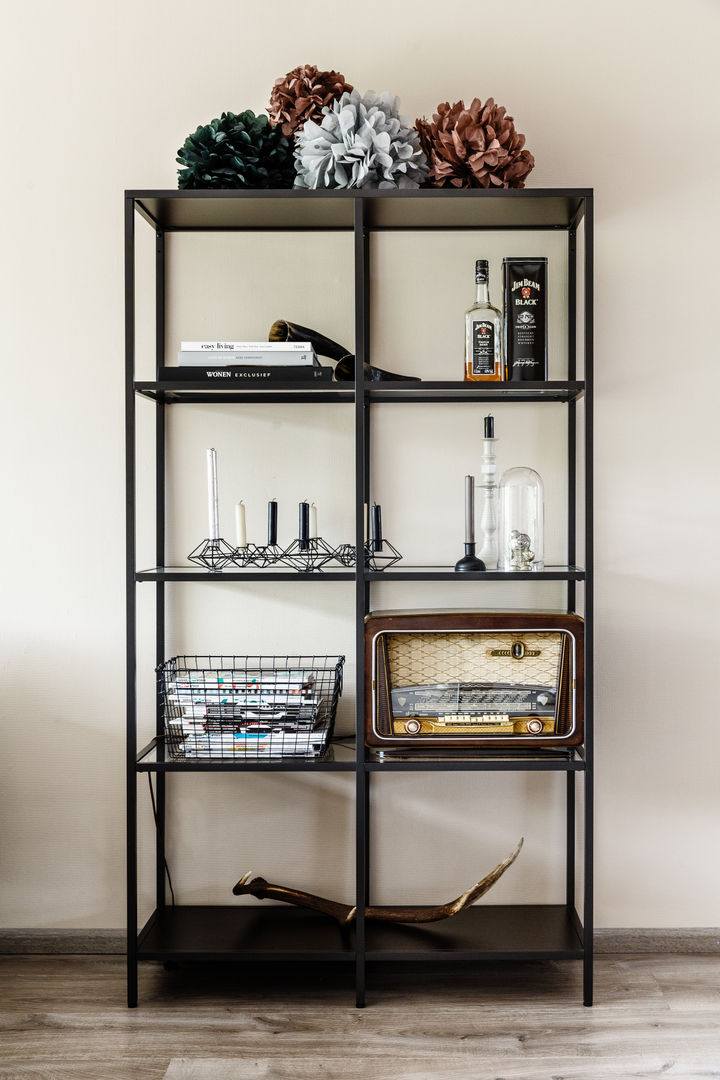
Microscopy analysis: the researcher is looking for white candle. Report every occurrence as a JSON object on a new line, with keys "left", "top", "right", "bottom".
{"left": 235, "top": 501, "right": 247, "bottom": 547}
{"left": 310, "top": 502, "right": 318, "bottom": 539}
{"left": 465, "top": 474, "right": 475, "bottom": 544}
{"left": 207, "top": 448, "right": 219, "bottom": 539}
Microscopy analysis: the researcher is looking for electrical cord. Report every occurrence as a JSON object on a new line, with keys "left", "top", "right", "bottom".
{"left": 146, "top": 773, "right": 176, "bottom": 906}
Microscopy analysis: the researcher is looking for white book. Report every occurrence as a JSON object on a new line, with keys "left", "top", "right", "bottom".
{"left": 180, "top": 341, "right": 313, "bottom": 352}
{"left": 177, "top": 350, "right": 316, "bottom": 368}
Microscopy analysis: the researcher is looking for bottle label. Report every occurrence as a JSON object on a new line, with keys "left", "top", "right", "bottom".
{"left": 472, "top": 321, "right": 495, "bottom": 375}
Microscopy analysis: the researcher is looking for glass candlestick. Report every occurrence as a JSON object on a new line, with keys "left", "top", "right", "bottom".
{"left": 477, "top": 414, "right": 498, "bottom": 569}
{"left": 497, "top": 467, "right": 544, "bottom": 572}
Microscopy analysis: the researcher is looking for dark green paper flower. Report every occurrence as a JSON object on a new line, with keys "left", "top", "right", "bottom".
{"left": 177, "top": 111, "right": 295, "bottom": 189}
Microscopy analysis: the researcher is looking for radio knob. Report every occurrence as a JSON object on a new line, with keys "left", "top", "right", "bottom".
{"left": 536, "top": 693, "right": 550, "bottom": 707}
{"left": 527, "top": 719, "right": 544, "bottom": 735}
{"left": 404, "top": 719, "right": 422, "bottom": 735}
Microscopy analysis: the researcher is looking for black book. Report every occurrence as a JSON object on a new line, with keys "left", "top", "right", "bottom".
{"left": 159, "top": 365, "right": 334, "bottom": 383}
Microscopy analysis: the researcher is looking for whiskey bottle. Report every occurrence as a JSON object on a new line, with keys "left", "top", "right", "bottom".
{"left": 464, "top": 260, "right": 503, "bottom": 382}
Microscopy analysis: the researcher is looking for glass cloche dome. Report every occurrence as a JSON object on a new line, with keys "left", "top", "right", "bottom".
{"left": 497, "top": 467, "right": 544, "bottom": 572}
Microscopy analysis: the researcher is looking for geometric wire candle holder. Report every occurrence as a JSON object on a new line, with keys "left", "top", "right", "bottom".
{"left": 282, "top": 535, "right": 337, "bottom": 573}
{"left": 329, "top": 542, "right": 357, "bottom": 568}
{"left": 364, "top": 538, "right": 402, "bottom": 572}
{"left": 187, "top": 537, "right": 236, "bottom": 572}
{"left": 189, "top": 448, "right": 236, "bottom": 571}
{"left": 229, "top": 543, "right": 263, "bottom": 568}
{"left": 249, "top": 543, "right": 286, "bottom": 569}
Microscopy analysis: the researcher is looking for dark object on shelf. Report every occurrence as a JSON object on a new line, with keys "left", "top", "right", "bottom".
{"left": 331, "top": 543, "right": 356, "bottom": 568}
{"left": 268, "top": 64, "right": 353, "bottom": 137}
{"left": 177, "top": 111, "right": 295, "bottom": 190}
{"left": 249, "top": 544, "right": 285, "bottom": 568}
{"left": 283, "top": 536, "right": 337, "bottom": 572}
{"left": 282, "top": 502, "right": 334, "bottom": 572}
{"left": 159, "top": 655, "right": 345, "bottom": 761}
{"left": 233, "top": 838, "right": 522, "bottom": 925}
{"left": 365, "top": 611, "right": 584, "bottom": 749}
{"left": 503, "top": 258, "right": 548, "bottom": 381}
{"left": 269, "top": 319, "right": 419, "bottom": 382}
{"left": 187, "top": 537, "right": 236, "bottom": 572}
{"left": 454, "top": 543, "right": 487, "bottom": 572}
{"left": 159, "top": 364, "right": 332, "bottom": 383}
{"left": 364, "top": 538, "right": 402, "bottom": 572}
{"left": 455, "top": 474, "right": 486, "bottom": 571}
{"left": 249, "top": 499, "right": 286, "bottom": 567}
{"left": 370, "top": 503, "right": 383, "bottom": 552}
{"left": 416, "top": 98, "right": 535, "bottom": 189}
{"left": 230, "top": 544, "right": 262, "bottom": 568}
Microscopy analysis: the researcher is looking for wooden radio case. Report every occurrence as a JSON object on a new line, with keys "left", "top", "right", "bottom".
{"left": 365, "top": 611, "right": 584, "bottom": 750}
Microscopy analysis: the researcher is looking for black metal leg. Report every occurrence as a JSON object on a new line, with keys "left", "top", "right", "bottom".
{"left": 358, "top": 768, "right": 369, "bottom": 1002}
{"left": 583, "top": 196, "right": 594, "bottom": 1008}
{"left": 566, "top": 771, "right": 575, "bottom": 907}
{"left": 125, "top": 194, "right": 138, "bottom": 1008}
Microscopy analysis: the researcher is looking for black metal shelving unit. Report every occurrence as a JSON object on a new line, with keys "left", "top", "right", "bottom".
{"left": 125, "top": 187, "right": 593, "bottom": 1009}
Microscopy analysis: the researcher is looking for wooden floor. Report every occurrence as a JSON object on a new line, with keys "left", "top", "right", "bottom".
{"left": 1, "top": 955, "right": 719, "bottom": 1079}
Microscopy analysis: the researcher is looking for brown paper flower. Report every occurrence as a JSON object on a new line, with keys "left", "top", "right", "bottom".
{"left": 268, "top": 64, "right": 354, "bottom": 137}
{"left": 416, "top": 98, "right": 534, "bottom": 188}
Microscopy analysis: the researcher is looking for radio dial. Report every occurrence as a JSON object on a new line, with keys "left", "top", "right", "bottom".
{"left": 526, "top": 719, "right": 544, "bottom": 734}
{"left": 536, "top": 693, "right": 551, "bottom": 707}
{"left": 404, "top": 719, "right": 422, "bottom": 735}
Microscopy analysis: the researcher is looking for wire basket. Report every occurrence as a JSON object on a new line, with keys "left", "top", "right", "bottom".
{"left": 158, "top": 655, "right": 345, "bottom": 761}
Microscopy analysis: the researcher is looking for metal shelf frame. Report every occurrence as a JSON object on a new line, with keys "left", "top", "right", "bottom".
{"left": 125, "top": 187, "right": 593, "bottom": 1010}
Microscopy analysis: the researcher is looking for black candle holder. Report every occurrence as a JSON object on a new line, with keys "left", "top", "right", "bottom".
{"left": 330, "top": 543, "right": 357, "bottom": 568}
{"left": 250, "top": 543, "right": 286, "bottom": 569}
{"left": 283, "top": 536, "right": 336, "bottom": 573}
{"left": 364, "top": 538, "right": 402, "bottom": 572}
{"left": 187, "top": 537, "right": 236, "bottom": 572}
{"left": 229, "top": 544, "right": 263, "bottom": 568}
{"left": 454, "top": 543, "right": 486, "bottom": 572}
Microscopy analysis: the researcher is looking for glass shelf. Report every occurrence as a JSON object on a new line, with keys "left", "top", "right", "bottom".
{"left": 364, "top": 746, "right": 585, "bottom": 772}
{"left": 364, "top": 565, "right": 586, "bottom": 582}
{"left": 136, "top": 736, "right": 357, "bottom": 772}
{"left": 367, "top": 381, "right": 584, "bottom": 403}
{"left": 136, "top": 565, "right": 584, "bottom": 583}
{"left": 134, "top": 380, "right": 584, "bottom": 405}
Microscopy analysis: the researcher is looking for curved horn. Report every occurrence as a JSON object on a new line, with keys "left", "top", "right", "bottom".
{"left": 232, "top": 840, "right": 523, "bottom": 926}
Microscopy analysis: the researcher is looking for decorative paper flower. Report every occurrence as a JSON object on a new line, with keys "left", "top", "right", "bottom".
{"left": 294, "top": 90, "right": 428, "bottom": 190}
{"left": 416, "top": 98, "right": 534, "bottom": 188}
{"left": 177, "top": 111, "right": 295, "bottom": 189}
{"left": 268, "top": 64, "right": 353, "bottom": 137}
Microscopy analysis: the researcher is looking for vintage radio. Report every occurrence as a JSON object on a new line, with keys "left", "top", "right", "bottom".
{"left": 366, "top": 611, "right": 584, "bottom": 750}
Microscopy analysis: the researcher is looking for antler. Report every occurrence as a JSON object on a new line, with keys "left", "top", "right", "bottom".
{"left": 233, "top": 839, "right": 523, "bottom": 925}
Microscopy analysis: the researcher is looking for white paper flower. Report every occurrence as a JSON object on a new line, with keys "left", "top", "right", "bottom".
{"left": 293, "top": 89, "right": 428, "bottom": 190}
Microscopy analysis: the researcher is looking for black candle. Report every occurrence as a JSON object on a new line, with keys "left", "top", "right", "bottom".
{"left": 299, "top": 501, "right": 310, "bottom": 549}
{"left": 371, "top": 503, "right": 383, "bottom": 552}
{"left": 267, "top": 500, "right": 278, "bottom": 546}
{"left": 484, "top": 414, "right": 494, "bottom": 439}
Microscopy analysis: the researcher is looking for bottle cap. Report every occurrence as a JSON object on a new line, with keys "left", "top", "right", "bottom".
{"left": 484, "top": 414, "right": 494, "bottom": 439}
{"left": 475, "top": 259, "right": 489, "bottom": 283}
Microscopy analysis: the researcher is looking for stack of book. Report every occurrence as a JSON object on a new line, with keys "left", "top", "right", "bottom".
{"left": 160, "top": 341, "right": 332, "bottom": 383}
{"left": 166, "top": 669, "right": 329, "bottom": 757}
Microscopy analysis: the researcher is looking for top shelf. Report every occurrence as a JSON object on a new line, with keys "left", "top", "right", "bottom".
{"left": 128, "top": 189, "right": 592, "bottom": 232}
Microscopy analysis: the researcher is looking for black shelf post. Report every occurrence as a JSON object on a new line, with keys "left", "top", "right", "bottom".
{"left": 124, "top": 195, "right": 138, "bottom": 1009}
{"left": 582, "top": 194, "right": 594, "bottom": 1008}
{"left": 155, "top": 228, "right": 167, "bottom": 915}
{"left": 354, "top": 197, "right": 369, "bottom": 1008}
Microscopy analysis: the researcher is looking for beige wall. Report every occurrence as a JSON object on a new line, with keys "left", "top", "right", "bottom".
{"left": 1, "top": 0, "right": 719, "bottom": 931}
